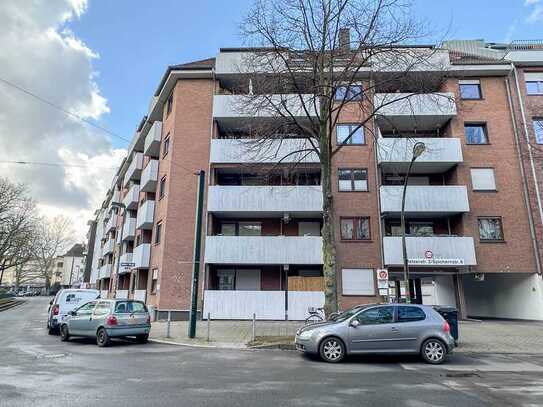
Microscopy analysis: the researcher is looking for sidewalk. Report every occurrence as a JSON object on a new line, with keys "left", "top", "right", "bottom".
{"left": 150, "top": 318, "right": 543, "bottom": 353}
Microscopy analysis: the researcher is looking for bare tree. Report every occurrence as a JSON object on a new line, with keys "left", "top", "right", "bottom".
{"left": 0, "top": 178, "right": 38, "bottom": 285}
{"left": 234, "top": 0, "right": 450, "bottom": 314}
{"left": 33, "top": 216, "right": 74, "bottom": 289}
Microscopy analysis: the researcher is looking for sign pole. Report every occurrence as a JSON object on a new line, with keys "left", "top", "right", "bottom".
{"left": 188, "top": 170, "right": 205, "bottom": 339}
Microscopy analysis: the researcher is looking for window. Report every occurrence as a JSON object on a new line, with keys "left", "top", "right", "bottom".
{"left": 220, "top": 222, "right": 236, "bottom": 236}
{"left": 340, "top": 217, "right": 370, "bottom": 240}
{"left": 397, "top": 306, "right": 426, "bottom": 322}
{"left": 409, "top": 222, "right": 434, "bottom": 236}
{"left": 93, "top": 301, "right": 111, "bottom": 316}
{"left": 471, "top": 168, "right": 496, "bottom": 191}
{"left": 335, "top": 85, "right": 363, "bottom": 101}
{"left": 355, "top": 306, "right": 394, "bottom": 325}
{"left": 238, "top": 222, "right": 261, "bottom": 236}
{"left": 75, "top": 301, "right": 97, "bottom": 316}
{"left": 165, "top": 93, "right": 173, "bottom": 116}
{"left": 162, "top": 135, "right": 170, "bottom": 157}
{"left": 298, "top": 222, "right": 321, "bottom": 236}
{"left": 464, "top": 123, "right": 488, "bottom": 144}
{"left": 459, "top": 79, "right": 482, "bottom": 99}
{"left": 159, "top": 176, "right": 166, "bottom": 199}
{"left": 525, "top": 72, "right": 543, "bottom": 95}
{"left": 217, "top": 270, "right": 235, "bottom": 290}
{"left": 342, "top": 268, "right": 375, "bottom": 295}
{"left": 151, "top": 268, "right": 159, "bottom": 294}
{"left": 154, "top": 221, "right": 162, "bottom": 245}
{"left": 478, "top": 217, "right": 504, "bottom": 241}
{"left": 534, "top": 119, "right": 543, "bottom": 144}
{"left": 336, "top": 124, "right": 365, "bottom": 145}
{"left": 115, "top": 301, "right": 147, "bottom": 313}
{"left": 338, "top": 168, "right": 368, "bottom": 191}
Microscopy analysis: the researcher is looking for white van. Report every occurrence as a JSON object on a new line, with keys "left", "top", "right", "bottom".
{"left": 47, "top": 289, "right": 100, "bottom": 334}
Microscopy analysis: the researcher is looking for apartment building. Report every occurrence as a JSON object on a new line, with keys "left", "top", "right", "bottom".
{"left": 88, "top": 38, "right": 543, "bottom": 321}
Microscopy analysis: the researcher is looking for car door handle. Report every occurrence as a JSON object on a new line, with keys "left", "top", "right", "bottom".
{"left": 391, "top": 327, "right": 400, "bottom": 332}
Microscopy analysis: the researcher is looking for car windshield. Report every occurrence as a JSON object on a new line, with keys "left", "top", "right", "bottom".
{"left": 333, "top": 305, "right": 369, "bottom": 322}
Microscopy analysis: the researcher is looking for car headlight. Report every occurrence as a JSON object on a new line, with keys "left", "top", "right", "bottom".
{"left": 298, "top": 330, "right": 313, "bottom": 340}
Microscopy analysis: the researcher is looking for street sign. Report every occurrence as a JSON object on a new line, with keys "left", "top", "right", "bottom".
{"left": 377, "top": 269, "right": 388, "bottom": 280}
{"left": 376, "top": 269, "right": 389, "bottom": 297}
{"left": 120, "top": 262, "right": 135, "bottom": 267}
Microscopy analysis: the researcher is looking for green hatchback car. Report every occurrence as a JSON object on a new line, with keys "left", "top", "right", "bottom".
{"left": 59, "top": 299, "right": 151, "bottom": 347}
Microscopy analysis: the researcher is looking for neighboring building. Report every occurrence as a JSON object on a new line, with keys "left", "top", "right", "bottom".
{"left": 50, "top": 256, "right": 64, "bottom": 286}
{"left": 87, "top": 38, "right": 543, "bottom": 321}
{"left": 1, "top": 261, "right": 45, "bottom": 291}
{"left": 83, "top": 219, "right": 98, "bottom": 286}
{"left": 60, "top": 244, "right": 86, "bottom": 288}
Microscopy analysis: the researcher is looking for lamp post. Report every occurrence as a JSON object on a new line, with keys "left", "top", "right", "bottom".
{"left": 401, "top": 141, "right": 425, "bottom": 304}
{"left": 111, "top": 201, "right": 126, "bottom": 298}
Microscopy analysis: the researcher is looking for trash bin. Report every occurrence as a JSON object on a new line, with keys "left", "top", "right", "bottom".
{"left": 433, "top": 306, "right": 459, "bottom": 342}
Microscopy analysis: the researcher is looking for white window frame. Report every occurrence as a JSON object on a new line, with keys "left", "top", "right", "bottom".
{"left": 342, "top": 268, "right": 375, "bottom": 296}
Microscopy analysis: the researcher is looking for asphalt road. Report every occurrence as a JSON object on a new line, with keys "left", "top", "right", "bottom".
{"left": 1, "top": 297, "right": 543, "bottom": 407}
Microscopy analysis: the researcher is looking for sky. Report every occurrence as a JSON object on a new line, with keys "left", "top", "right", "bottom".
{"left": 0, "top": 0, "right": 542, "bottom": 242}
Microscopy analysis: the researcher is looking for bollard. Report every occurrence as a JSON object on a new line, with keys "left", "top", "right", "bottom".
{"left": 252, "top": 313, "right": 256, "bottom": 342}
{"left": 166, "top": 310, "right": 171, "bottom": 338}
{"left": 206, "top": 313, "right": 211, "bottom": 342}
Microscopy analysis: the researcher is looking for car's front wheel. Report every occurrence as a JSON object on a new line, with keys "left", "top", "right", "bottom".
{"left": 96, "top": 328, "right": 110, "bottom": 347}
{"left": 319, "top": 337, "right": 345, "bottom": 363}
{"left": 421, "top": 338, "right": 446, "bottom": 364}
{"left": 60, "top": 325, "right": 70, "bottom": 342}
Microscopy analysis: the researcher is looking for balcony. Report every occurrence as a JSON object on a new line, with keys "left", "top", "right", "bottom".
{"left": 122, "top": 184, "right": 140, "bottom": 210}
{"left": 122, "top": 217, "right": 136, "bottom": 241}
{"left": 374, "top": 93, "right": 456, "bottom": 131}
{"left": 141, "top": 160, "right": 159, "bottom": 193}
{"left": 144, "top": 121, "right": 162, "bottom": 158}
{"left": 102, "top": 238, "right": 115, "bottom": 256}
{"left": 133, "top": 244, "right": 151, "bottom": 269}
{"left": 382, "top": 236, "right": 477, "bottom": 267}
{"left": 213, "top": 94, "right": 318, "bottom": 130}
{"left": 208, "top": 186, "right": 322, "bottom": 216}
{"left": 209, "top": 138, "right": 319, "bottom": 164}
{"left": 119, "top": 253, "right": 133, "bottom": 274}
{"left": 111, "top": 189, "right": 121, "bottom": 205}
{"left": 123, "top": 152, "right": 144, "bottom": 186}
{"left": 136, "top": 200, "right": 155, "bottom": 230}
{"left": 377, "top": 137, "right": 463, "bottom": 173}
{"left": 380, "top": 186, "right": 469, "bottom": 216}
{"left": 204, "top": 236, "right": 323, "bottom": 265}
{"left": 104, "top": 215, "right": 118, "bottom": 233}
{"left": 99, "top": 264, "right": 112, "bottom": 279}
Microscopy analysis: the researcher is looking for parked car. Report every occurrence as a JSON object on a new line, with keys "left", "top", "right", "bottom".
{"left": 47, "top": 288, "right": 100, "bottom": 334}
{"left": 59, "top": 299, "right": 151, "bottom": 347}
{"left": 295, "top": 303, "right": 455, "bottom": 364}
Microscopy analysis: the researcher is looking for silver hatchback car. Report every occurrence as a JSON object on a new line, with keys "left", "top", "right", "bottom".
{"left": 59, "top": 299, "right": 151, "bottom": 347}
{"left": 295, "top": 304, "right": 455, "bottom": 364}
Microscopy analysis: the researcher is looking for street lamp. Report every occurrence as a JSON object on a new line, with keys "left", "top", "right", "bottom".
{"left": 110, "top": 201, "right": 126, "bottom": 297}
{"left": 400, "top": 141, "right": 425, "bottom": 304}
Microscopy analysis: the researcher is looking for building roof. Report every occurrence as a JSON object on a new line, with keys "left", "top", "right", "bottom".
{"left": 154, "top": 57, "right": 215, "bottom": 96}
{"left": 63, "top": 243, "right": 85, "bottom": 258}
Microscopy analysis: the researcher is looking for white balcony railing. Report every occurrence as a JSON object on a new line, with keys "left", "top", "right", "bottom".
{"left": 121, "top": 217, "right": 136, "bottom": 241}
{"left": 111, "top": 189, "right": 122, "bottom": 205}
{"left": 374, "top": 93, "right": 456, "bottom": 130}
{"left": 213, "top": 94, "right": 318, "bottom": 129}
{"left": 141, "top": 160, "right": 159, "bottom": 193}
{"left": 101, "top": 238, "right": 115, "bottom": 256}
{"left": 122, "top": 184, "right": 140, "bottom": 210}
{"left": 119, "top": 253, "right": 133, "bottom": 274}
{"left": 123, "top": 152, "right": 144, "bottom": 186}
{"left": 136, "top": 200, "right": 155, "bottom": 230}
{"left": 209, "top": 139, "right": 319, "bottom": 164}
{"left": 99, "top": 264, "right": 112, "bottom": 279}
{"left": 204, "top": 236, "right": 323, "bottom": 265}
{"left": 104, "top": 214, "right": 118, "bottom": 233}
{"left": 380, "top": 186, "right": 469, "bottom": 215}
{"left": 382, "top": 236, "right": 477, "bottom": 266}
{"left": 144, "top": 121, "right": 162, "bottom": 158}
{"left": 377, "top": 137, "right": 463, "bottom": 173}
{"left": 208, "top": 186, "right": 323, "bottom": 214}
{"left": 116, "top": 290, "right": 129, "bottom": 299}
{"left": 133, "top": 244, "right": 151, "bottom": 269}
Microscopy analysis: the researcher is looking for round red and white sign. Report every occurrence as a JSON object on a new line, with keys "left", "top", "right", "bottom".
{"left": 378, "top": 270, "right": 388, "bottom": 280}
{"left": 425, "top": 250, "right": 433, "bottom": 259}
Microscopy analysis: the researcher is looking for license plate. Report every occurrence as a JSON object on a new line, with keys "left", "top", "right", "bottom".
{"left": 129, "top": 317, "right": 139, "bottom": 325}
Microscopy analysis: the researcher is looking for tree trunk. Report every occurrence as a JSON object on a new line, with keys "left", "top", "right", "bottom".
{"left": 320, "top": 120, "right": 338, "bottom": 316}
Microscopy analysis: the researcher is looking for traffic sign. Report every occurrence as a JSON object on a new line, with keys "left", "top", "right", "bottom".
{"left": 377, "top": 269, "right": 388, "bottom": 281}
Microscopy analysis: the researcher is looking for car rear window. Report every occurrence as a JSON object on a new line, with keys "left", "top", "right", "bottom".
{"left": 115, "top": 301, "right": 147, "bottom": 313}
{"left": 397, "top": 306, "right": 426, "bottom": 322}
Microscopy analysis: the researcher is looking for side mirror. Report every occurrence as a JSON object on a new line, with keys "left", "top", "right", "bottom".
{"left": 69, "top": 310, "right": 77, "bottom": 316}
{"left": 49, "top": 300, "right": 53, "bottom": 306}
{"left": 350, "top": 319, "right": 360, "bottom": 328}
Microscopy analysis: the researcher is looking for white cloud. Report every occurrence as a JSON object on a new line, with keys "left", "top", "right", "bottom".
{"left": 0, "top": 0, "right": 125, "bottom": 241}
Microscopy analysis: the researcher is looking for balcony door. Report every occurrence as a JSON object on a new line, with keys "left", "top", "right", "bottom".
{"left": 235, "top": 269, "right": 261, "bottom": 290}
